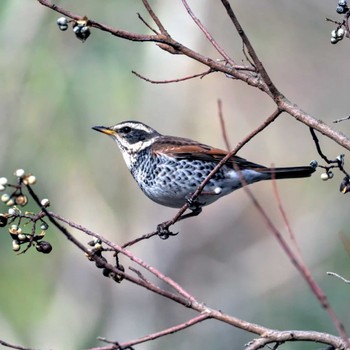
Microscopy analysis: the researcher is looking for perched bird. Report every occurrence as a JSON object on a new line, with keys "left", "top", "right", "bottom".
{"left": 93, "top": 121, "right": 315, "bottom": 225}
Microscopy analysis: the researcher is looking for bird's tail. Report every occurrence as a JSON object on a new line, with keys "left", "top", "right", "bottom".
{"left": 259, "top": 166, "right": 316, "bottom": 179}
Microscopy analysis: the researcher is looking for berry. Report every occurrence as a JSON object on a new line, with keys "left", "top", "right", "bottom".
{"left": 8, "top": 208, "right": 16, "bottom": 216}
{"left": 57, "top": 17, "right": 68, "bottom": 31}
{"left": 35, "top": 241, "right": 52, "bottom": 254}
{"left": 23, "top": 175, "right": 36, "bottom": 185}
{"left": 14, "top": 169, "right": 25, "bottom": 178}
{"left": 336, "top": 5, "right": 346, "bottom": 13}
{"left": 1, "top": 193, "right": 10, "bottom": 202}
{"left": 337, "top": 28, "right": 345, "bottom": 39}
{"left": 15, "top": 195, "right": 28, "bottom": 206}
{"left": 41, "top": 198, "right": 50, "bottom": 207}
{"left": 40, "top": 222, "right": 49, "bottom": 230}
{"left": 331, "top": 37, "right": 339, "bottom": 44}
{"left": 321, "top": 173, "right": 329, "bottom": 180}
{"left": 12, "top": 240, "right": 20, "bottom": 252}
{"left": 0, "top": 214, "right": 8, "bottom": 227}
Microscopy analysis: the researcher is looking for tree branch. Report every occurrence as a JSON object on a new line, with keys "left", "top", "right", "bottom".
{"left": 182, "top": 0, "right": 234, "bottom": 64}
{"left": 36, "top": 0, "right": 350, "bottom": 152}
{"left": 94, "top": 313, "right": 211, "bottom": 350}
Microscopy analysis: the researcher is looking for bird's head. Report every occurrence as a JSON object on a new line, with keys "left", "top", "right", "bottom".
{"left": 92, "top": 121, "right": 160, "bottom": 169}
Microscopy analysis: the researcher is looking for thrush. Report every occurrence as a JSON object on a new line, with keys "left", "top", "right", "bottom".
{"left": 93, "top": 121, "right": 315, "bottom": 233}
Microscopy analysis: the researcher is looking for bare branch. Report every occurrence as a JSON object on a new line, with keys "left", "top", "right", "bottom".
{"left": 182, "top": 0, "right": 234, "bottom": 64}
{"left": 94, "top": 313, "right": 211, "bottom": 350}
{"left": 36, "top": 0, "right": 350, "bottom": 151}
{"left": 4, "top": 174, "right": 348, "bottom": 350}
{"left": 23, "top": 187, "right": 193, "bottom": 306}
{"left": 333, "top": 115, "right": 350, "bottom": 123}
{"left": 132, "top": 68, "right": 213, "bottom": 84}
{"left": 241, "top": 181, "right": 349, "bottom": 346}
{"left": 0, "top": 340, "right": 39, "bottom": 350}
{"left": 271, "top": 176, "right": 303, "bottom": 259}
{"left": 137, "top": 12, "right": 159, "bottom": 35}
{"left": 37, "top": 0, "right": 160, "bottom": 42}
{"left": 327, "top": 272, "right": 350, "bottom": 284}
{"left": 141, "top": 0, "right": 169, "bottom": 35}
{"left": 217, "top": 98, "right": 232, "bottom": 151}
{"left": 245, "top": 330, "right": 347, "bottom": 350}
{"left": 220, "top": 0, "right": 280, "bottom": 98}
{"left": 21, "top": 2, "right": 350, "bottom": 348}
{"left": 44, "top": 211, "right": 195, "bottom": 302}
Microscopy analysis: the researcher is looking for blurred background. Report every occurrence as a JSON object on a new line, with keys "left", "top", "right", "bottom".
{"left": 1, "top": 0, "right": 350, "bottom": 349}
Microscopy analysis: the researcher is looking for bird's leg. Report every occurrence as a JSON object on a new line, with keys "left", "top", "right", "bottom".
{"left": 156, "top": 188, "right": 221, "bottom": 239}
{"left": 156, "top": 195, "right": 204, "bottom": 239}
{"left": 183, "top": 193, "right": 204, "bottom": 218}
{"left": 185, "top": 187, "right": 221, "bottom": 212}
{"left": 156, "top": 223, "right": 179, "bottom": 240}
{"left": 156, "top": 207, "right": 202, "bottom": 239}
{"left": 178, "top": 204, "right": 202, "bottom": 221}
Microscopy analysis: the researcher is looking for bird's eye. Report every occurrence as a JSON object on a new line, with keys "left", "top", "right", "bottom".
{"left": 119, "top": 126, "right": 132, "bottom": 134}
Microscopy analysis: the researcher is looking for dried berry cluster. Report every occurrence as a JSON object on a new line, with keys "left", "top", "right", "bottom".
{"left": 336, "top": 0, "right": 349, "bottom": 14}
{"left": 57, "top": 16, "right": 91, "bottom": 42}
{"left": 0, "top": 170, "right": 52, "bottom": 254}
{"left": 0, "top": 169, "right": 36, "bottom": 207}
{"left": 331, "top": 0, "right": 349, "bottom": 44}
{"left": 315, "top": 154, "right": 350, "bottom": 193}
{"left": 331, "top": 27, "right": 346, "bottom": 44}
{"left": 86, "top": 238, "right": 125, "bottom": 283}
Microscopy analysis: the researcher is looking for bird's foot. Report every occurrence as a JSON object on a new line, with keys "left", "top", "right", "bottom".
{"left": 156, "top": 222, "right": 179, "bottom": 240}
{"left": 185, "top": 195, "right": 205, "bottom": 212}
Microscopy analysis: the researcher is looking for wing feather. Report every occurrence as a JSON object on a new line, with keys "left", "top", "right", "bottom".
{"left": 151, "top": 136, "right": 266, "bottom": 170}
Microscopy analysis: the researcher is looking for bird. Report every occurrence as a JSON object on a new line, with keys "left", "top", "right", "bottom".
{"left": 93, "top": 121, "right": 315, "bottom": 236}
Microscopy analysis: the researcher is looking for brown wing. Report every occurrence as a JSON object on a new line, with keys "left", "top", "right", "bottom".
{"left": 151, "top": 136, "right": 267, "bottom": 170}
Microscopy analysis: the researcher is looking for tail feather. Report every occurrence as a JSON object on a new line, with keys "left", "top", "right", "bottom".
{"left": 260, "top": 166, "right": 316, "bottom": 180}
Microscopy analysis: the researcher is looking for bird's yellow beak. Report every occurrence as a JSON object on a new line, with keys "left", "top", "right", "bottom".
{"left": 92, "top": 126, "right": 116, "bottom": 136}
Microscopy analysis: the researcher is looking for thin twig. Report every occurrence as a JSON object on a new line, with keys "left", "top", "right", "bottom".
{"left": 21, "top": 186, "right": 349, "bottom": 350}
{"left": 326, "top": 18, "right": 343, "bottom": 25}
{"left": 188, "top": 108, "right": 282, "bottom": 204}
{"left": 327, "top": 272, "right": 350, "bottom": 284}
{"left": 129, "top": 266, "right": 154, "bottom": 285}
{"left": 220, "top": 0, "right": 280, "bottom": 99}
{"left": 132, "top": 69, "right": 213, "bottom": 84}
{"left": 0, "top": 340, "right": 39, "bottom": 350}
{"left": 181, "top": 0, "right": 234, "bottom": 64}
{"left": 333, "top": 115, "right": 350, "bottom": 123}
{"left": 137, "top": 12, "right": 159, "bottom": 34}
{"left": 241, "top": 183, "right": 349, "bottom": 347}
{"left": 36, "top": 0, "right": 350, "bottom": 151}
{"left": 44, "top": 211, "right": 196, "bottom": 303}
{"left": 36, "top": 0, "right": 160, "bottom": 42}
{"left": 141, "top": 0, "right": 168, "bottom": 35}
{"left": 271, "top": 175, "right": 303, "bottom": 259}
{"left": 217, "top": 98, "right": 231, "bottom": 151}
{"left": 24, "top": 188, "right": 193, "bottom": 306}
{"left": 95, "top": 313, "right": 211, "bottom": 350}
{"left": 122, "top": 230, "right": 157, "bottom": 248}
{"left": 242, "top": 42, "right": 256, "bottom": 69}
{"left": 309, "top": 128, "right": 333, "bottom": 164}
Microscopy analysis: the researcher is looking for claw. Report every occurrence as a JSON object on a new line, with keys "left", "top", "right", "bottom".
{"left": 157, "top": 223, "right": 179, "bottom": 239}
